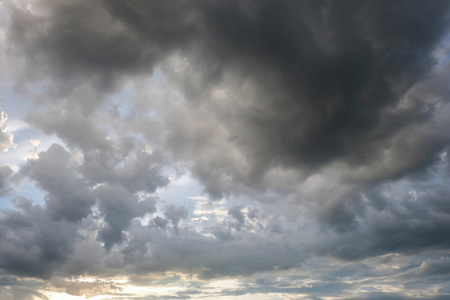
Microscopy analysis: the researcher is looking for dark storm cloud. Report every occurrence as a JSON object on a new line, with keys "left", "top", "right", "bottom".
{"left": 158, "top": 0, "right": 450, "bottom": 198}
{"left": 7, "top": 0, "right": 450, "bottom": 197}
{"left": 7, "top": 0, "right": 199, "bottom": 94}
{"left": 312, "top": 175, "right": 450, "bottom": 261}
{"left": 4, "top": 0, "right": 450, "bottom": 295}
{"left": 0, "top": 198, "right": 79, "bottom": 279}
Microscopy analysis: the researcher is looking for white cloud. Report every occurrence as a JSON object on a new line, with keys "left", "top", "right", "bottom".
{"left": 29, "top": 139, "right": 40, "bottom": 147}
{"left": 0, "top": 108, "right": 16, "bottom": 152}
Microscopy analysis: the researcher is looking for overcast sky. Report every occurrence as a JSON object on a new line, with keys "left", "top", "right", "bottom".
{"left": 2, "top": 0, "right": 450, "bottom": 299}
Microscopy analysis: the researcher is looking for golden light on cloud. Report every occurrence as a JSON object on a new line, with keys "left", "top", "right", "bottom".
{"left": 43, "top": 276, "right": 192, "bottom": 300}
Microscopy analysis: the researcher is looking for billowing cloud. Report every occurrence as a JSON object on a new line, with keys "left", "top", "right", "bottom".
{"left": 0, "top": 198, "right": 80, "bottom": 279}
{"left": 95, "top": 183, "right": 156, "bottom": 250}
{"left": 1, "top": 0, "right": 450, "bottom": 299}
{"left": 23, "top": 144, "right": 95, "bottom": 222}
{"left": 0, "top": 108, "right": 16, "bottom": 153}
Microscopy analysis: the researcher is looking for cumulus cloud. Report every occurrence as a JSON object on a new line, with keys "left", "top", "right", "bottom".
{"left": 2, "top": 0, "right": 450, "bottom": 299}
{"left": 22, "top": 144, "right": 95, "bottom": 222}
{"left": 8, "top": 1, "right": 450, "bottom": 199}
{"left": 157, "top": 0, "right": 450, "bottom": 199}
{"left": 0, "top": 198, "right": 80, "bottom": 279}
{"left": 163, "top": 204, "right": 188, "bottom": 234}
{"left": 95, "top": 183, "right": 156, "bottom": 250}
{"left": 0, "top": 108, "right": 15, "bottom": 153}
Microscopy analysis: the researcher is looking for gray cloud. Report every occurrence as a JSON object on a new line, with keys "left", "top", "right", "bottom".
{"left": 0, "top": 277, "right": 47, "bottom": 300}
{"left": 419, "top": 257, "right": 450, "bottom": 276}
{"left": 7, "top": 0, "right": 450, "bottom": 198}
{"left": 0, "top": 165, "right": 13, "bottom": 196}
{"left": 0, "top": 198, "right": 80, "bottom": 279}
{"left": 3, "top": 0, "right": 450, "bottom": 299}
{"left": 0, "top": 288, "right": 48, "bottom": 300}
{"left": 95, "top": 183, "right": 156, "bottom": 250}
{"left": 158, "top": 0, "right": 450, "bottom": 198}
{"left": 79, "top": 137, "right": 169, "bottom": 194}
{"left": 228, "top": 206, "right": 245, "bottom": 231}
{"left": 6, "top": 0, "right": 200, "bottom": 95}
{"left": 163, "top": 204, "right": 188, "bottom": 234}
{"left": 23, "top": 144, "right": 95, "bottom": 222}
{"left": 116, "top": 222, "right": 306, "bottom": 279}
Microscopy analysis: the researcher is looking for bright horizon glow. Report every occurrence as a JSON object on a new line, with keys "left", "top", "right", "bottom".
{"left": 47, "top": 294, "right": 118, "bottom": 300}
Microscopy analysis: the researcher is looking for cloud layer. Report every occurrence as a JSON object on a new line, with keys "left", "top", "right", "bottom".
{"left": 1, "top": 0, "right": 450, "bottom": 299}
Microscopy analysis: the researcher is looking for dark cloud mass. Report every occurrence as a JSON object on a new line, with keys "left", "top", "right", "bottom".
{"left": 95, "top": 183, "right": 156, "bottom": 250}
{"left": 0, "top": 198, "right": 79, "bottom": 279}
{"left": 23, "top": 144, "right": 95, "bottom": 222}
{"left": 2, "top": 0, "right": 450, "bottom": 299}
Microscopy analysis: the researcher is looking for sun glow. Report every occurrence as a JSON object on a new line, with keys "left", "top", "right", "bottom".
{"left": 47, "top": 293, "right": 120, "bottom": 300}
{"left": 43, "top": 276, "right": 189, "bottom": 300}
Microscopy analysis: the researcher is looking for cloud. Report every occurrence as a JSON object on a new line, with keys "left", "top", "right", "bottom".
{"left": 0, "top": 108, "right": 16, "bottom": 153}
{"left": 22, "top": 144, "right": 95, "bottom": 222}
{"left": 0, "top": 288, "right": 48, "bottom": 300}
{"left": 0, "top": 165, "right": 13, "bottom": 196}
{"left": 2, "top": 0, "right": 450, "bottom": 299}
{"left": 163, "top": 204, "right": 188, "bottom": 234}
{"left": 49, "top": 278, "right": 123, "bottom": 298}
{"left": 0, "top": 198, "right": 80, "bottom": 279}
{"left": 419, "top": 257, "right": 450, "bottom": 276}
{"left": 29, "top": 139, "right": 40, "bottom": 147}
{"left": 228, "top": 206, "right": 245, "bottom": 231}
{"left": 157, "top": 0, "right": 450, "bottom": 198}
{"left": 6, "top": 0, "right": 198, "bottom": 94}
{"left": 95, "top": 183, "right": 156, "bottom": 250}
{"left": 7, "top": 0, "right": 450, "bottom": 199}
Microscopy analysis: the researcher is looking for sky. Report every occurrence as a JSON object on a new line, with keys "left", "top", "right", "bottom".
{"left": 1, "top": 0, "right": 450, "bottom": 299}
